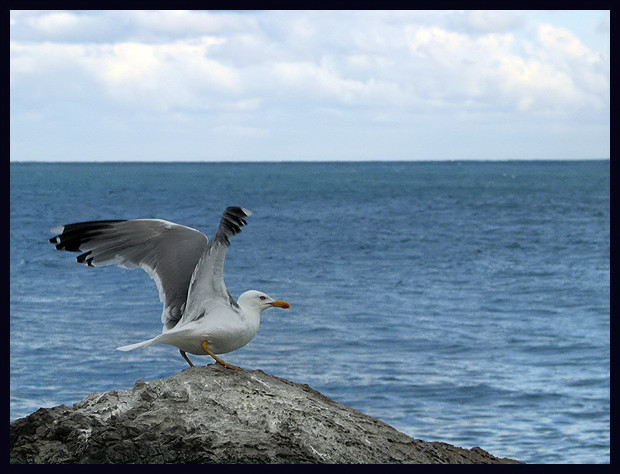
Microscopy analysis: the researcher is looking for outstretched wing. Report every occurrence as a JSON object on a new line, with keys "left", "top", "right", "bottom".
{"left": 49, "top": 219, "right": 208, "bottom": 331}
{"left": 180, "top": 207, "right": 253, "bottom": 324}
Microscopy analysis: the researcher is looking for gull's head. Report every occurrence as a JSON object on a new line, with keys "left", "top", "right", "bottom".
{"left": 238, "top": 290, "right": 290, "bottom": 314}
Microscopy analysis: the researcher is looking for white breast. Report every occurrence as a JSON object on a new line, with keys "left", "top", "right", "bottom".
{"left": 158, "top": 307, "right": 261, "bottom": 355}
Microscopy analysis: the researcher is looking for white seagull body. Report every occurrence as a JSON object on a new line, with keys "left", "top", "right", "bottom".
{"left": 49, "top": 207, "right": 290, "bottom": 370}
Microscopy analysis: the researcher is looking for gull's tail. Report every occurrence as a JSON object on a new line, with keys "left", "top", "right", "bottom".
{"left": 117, "top": 336, "right": 159, "bottom": 352}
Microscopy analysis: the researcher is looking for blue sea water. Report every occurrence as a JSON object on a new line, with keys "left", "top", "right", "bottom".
{"left": 10, "top": 161, "right": 609, "bottom": 464}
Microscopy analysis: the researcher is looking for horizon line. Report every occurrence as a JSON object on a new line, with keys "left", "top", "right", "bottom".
{"left": 9, "top": 158, "right": 611, "bottom": 164}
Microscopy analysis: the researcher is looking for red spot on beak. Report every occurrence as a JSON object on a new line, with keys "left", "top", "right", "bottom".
{"left": 270, "top": 300, "right": 290, "bottom": 309}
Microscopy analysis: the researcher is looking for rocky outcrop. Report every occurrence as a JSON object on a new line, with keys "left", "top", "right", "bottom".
{"left": 10, "top": 365, "right": 521, "bottom": 463}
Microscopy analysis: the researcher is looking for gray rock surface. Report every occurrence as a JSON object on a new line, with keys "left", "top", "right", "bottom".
{"left": 10, "top": 365, "right": 522, "bottom": 463}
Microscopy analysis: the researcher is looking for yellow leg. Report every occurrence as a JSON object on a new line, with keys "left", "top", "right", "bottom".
{"left": 180, "top": 350, "right": 195, "bottom": 367}
{"left": 201, "top": 340, "right": 242, "bottom": 370}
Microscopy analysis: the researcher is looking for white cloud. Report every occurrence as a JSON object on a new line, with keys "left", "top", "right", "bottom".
{"left": 264, "top": 61, "right": 401, "bottom": 106}
{"left": 11, "top": 36, "right": 240, "bottom": 112}
{"left": 128, "top": 10, "right": 259, "bottom": 36}
{"left": 9, "top": 10, "right": 610, "bottom": 161}
{"left": 26, "top": 11, "right": 82, "bottom": 33}
{"left": 95, "top": 37, "right": 239, "bottom": 108}
{"left": 10, "top": 11, "right": 609, "bottom": 116}
{"left": 405, "top": 24, "right": 608, "bottom": 113}
{"left": 537, "top": 23, "right": 590, "bottom": 57}
{"left": 11, "top": 10, "right": 112, "bottom": 42}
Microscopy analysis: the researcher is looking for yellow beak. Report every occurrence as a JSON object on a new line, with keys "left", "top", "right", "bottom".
{"left": 269, "top": 300, "right": 290, "bottom": 309}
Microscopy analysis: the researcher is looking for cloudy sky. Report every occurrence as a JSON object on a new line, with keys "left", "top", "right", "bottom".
{"left": 10, "top": 10, "right": 610, "bottom": 162}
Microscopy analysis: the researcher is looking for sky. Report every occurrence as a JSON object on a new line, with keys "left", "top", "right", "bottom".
{"left": 10, "top": 10, "right": 610, "bottom": 162}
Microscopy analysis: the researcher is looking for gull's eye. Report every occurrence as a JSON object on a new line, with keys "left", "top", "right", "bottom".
{"left": 259, "top": 295, "right": 267, "bottom": 300}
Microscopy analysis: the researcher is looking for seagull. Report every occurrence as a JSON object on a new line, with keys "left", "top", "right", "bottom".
{"left": 48, "top": 206, "right": 290, "bottom": 370}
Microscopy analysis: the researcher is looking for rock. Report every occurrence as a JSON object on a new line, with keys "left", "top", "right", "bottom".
{"left": 10, "top": 365, "right": 522, "bottom": 463}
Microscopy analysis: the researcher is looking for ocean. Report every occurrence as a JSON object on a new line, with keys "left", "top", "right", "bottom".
{"left": 10, "top": 161, "right": 609, "bottom": 463}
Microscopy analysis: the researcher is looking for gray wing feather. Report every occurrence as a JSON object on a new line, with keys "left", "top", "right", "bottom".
{"left": 49, "top": 219, "right": 208, "bottom": 330}
{"left": 181, "top": 207, "right": 252, "bottom": 324}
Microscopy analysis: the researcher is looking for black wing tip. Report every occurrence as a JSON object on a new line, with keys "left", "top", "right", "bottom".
{"left": 76, "top": 250, "right": 94, "bottom": 266}
{"left": 52, "top": 219, "right": 126, "bottom": 234}
{"left": 214, "top": 207, "right": 253, "bottom": 246}
{"left": 48, "top": 219, "right": 126, "bottom": 252}
{"left": 224, "top": 207, "right": 253, "bottom": 218}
